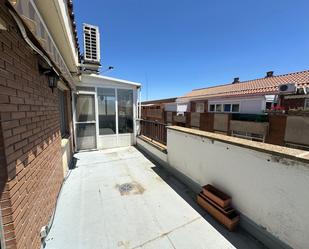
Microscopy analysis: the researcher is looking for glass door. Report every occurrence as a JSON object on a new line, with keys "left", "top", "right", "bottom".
{"left": 74, "top": 93, "right": 97, "bottom": 150}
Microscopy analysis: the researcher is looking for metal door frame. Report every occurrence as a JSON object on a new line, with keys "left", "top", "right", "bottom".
{"left": 72, "top": 90, "right": 98, "bottom": 151}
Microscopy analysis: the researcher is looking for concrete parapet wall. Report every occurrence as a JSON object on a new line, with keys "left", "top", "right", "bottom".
{"left": 166, "top": 126, "right": 309, "bottom": 249}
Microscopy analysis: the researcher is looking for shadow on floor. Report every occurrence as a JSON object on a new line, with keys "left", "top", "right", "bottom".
{"left": 139, "top": 150, "right": 268, "bottom": 249}
{"left": 69, "top": 156, "right": 79, "bottom": 170}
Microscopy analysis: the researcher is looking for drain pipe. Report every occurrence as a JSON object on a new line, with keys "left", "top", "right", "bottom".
{"left": 9, "top": 9, "right": 60, "bottom": 77}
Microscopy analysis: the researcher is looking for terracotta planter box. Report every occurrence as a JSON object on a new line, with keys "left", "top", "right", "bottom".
{"left": 200, "top": 193, "right": 234, "bottom": 215}
{"left": 197, "top": 193, "right": 239, "bottom": 231}
{"left": 202, "top": 184, "right": 231, "bottom": 209}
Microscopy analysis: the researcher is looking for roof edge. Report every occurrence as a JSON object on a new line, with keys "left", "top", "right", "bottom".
{"left": 191, "top": 69, "right": 309, "bottom": 92}
{"left": 82, "top": 74, "right": 141, "bottom": 87}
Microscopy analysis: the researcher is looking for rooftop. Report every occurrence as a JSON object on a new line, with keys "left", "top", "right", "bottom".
{"left": 180, "top": 70, "right": 309, "bottom": 101}
{"left": 45, "top": 147, "right": 265, "bottom": 249}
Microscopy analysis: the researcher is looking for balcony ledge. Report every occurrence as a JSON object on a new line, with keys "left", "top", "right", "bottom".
{"left": 167, "top": 126, "right": 309, "bottom": 164}
{"left": 138, "top": 135, "right": 167, "bottom": 153}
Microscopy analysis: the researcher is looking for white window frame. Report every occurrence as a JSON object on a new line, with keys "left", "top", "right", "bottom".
{"left": 209, "top": 104, "right": 215, "bottom": 112}
{"left": 97, "top": 87, "right": 117, "bottom": 136}
{"left": 72, "top": 90, "right": 98, "bottom": 150}
{"left": 215, "top": 104, "right": 222, "bottom": 112}
{"left": 196, "top": 102, "right": 205, "bottom": 113}
{"left": 231, "top": 103, "right": 240, "bottom": 113}
{"left": 208, "top": 102, "right": 240, "bottom": 113}
{"left": 223, "top": 104, "right": 231, "bottom": 113}
{"left": 117, "top": 88, "right": 134, "bottom": 135}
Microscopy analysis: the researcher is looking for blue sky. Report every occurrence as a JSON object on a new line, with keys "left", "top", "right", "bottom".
{"left": 74, "top": 0, "right": 309, "bottom": 101}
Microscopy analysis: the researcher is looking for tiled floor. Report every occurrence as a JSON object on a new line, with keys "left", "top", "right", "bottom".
{"left": 44, "top": 147, "right": 266, "bottom": 249}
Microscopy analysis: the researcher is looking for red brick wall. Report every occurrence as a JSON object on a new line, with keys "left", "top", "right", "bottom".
{"left": 185, "top": 112, "right": 191, "bottom": 128}
{"left": 200, "top": 113, "right": 214, "bottom": 132}
{"left": 281, "top": 97, "right": 305, "bottom": 110}
{"left": 266, "top": 114, "right": 287, "bottom": 146}
{"left": 141, "top": 105, "right": 165, "bottom": 123}
{"left": 190, "top": 102, "right": 196, "bottom": 112}
{"left": 0, "top": 4, "right": 64, "bottom": 249}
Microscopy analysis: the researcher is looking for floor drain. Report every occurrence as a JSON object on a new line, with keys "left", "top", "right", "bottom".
{"left": 119, "top": 183, "right": 134, "bottom": 194}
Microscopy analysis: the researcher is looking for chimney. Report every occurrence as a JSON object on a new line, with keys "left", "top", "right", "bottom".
{"left": 266, "top": 71, "right": 274, "bottom": 78}
{"left": 232, "top": 77, "right": 240, "bottom": 84}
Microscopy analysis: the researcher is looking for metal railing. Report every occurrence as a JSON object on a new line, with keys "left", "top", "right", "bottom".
{"left": 139, "top": 120, "right": 167, "bottom": 145}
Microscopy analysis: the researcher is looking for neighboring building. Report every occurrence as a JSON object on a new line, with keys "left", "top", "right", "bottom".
{"left": 140, "top": 70, "right": 309, "bottom": 148}
{"left": 142, "top": 97, "right": 177, "bottom": 106}
{"left": 169, "top": 71, "right": 309, "bottom": 145}
{"left": 0, "top": 1, "right": 140, "bottom": 248}
{"left": 178, "top": 70, "right": 309, "bottom": 114}
{"left": 141, "top": 97, "right": 177, "bottom": 123}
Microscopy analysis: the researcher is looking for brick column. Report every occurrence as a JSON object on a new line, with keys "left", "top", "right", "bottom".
{"left": 200, "top": 113, "right": 214, "bottom": 132}
{"left": 266, "top": 114, "right": 287, "bottom": 146}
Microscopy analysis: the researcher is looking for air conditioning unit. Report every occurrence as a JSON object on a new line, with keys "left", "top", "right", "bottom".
{"left": 278, "top": 83, "right": 297, "bottom": 95}
{"left": 83, "top": 24, "right": 100, "bottom": 64}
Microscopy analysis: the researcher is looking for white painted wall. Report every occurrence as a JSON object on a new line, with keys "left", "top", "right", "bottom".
{"left": 285, "top": 116, "right": 309, "bottom": 146}
{"left": 240, "top": 98, "right": 265, "bottom": 114}
{"left": 136, "top": 137, "right": 168, "bottom": 164}
{"left": 208, "top": 96, "right": 266, "bottom": 114}
{"left": 98, "top": 134, "right": 134, "bottom": 149}
{"left": 166, "top": 128, "right": 309, "bottom": 249}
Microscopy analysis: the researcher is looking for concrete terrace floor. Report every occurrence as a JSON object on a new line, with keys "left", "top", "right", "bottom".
{"left": 44, "top": 147, "right": 267, "bottom": 249}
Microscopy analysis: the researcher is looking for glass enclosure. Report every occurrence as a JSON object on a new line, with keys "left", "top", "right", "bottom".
{"left": 75, "top": 94, "right": 96, "bottom": 122}
{"left": 74, "top": 86, "right": 136, "bottom": 151}
{"left": 97, "top": 88, "right": 116, "bottom": 135}
{"left": 118, "top": 89, "right": 133, "bottom": 134}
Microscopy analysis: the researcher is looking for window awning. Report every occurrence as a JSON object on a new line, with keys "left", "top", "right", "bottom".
{"left": 265, "top": 95, "right": 276, "bottom": 102}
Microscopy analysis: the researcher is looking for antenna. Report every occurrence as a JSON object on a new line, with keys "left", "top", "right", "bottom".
{"left": 145, "top": 72, "right": 149, "bottom": 100}
{"left": 102, "top": 66, "right": 114, "bottom": 74}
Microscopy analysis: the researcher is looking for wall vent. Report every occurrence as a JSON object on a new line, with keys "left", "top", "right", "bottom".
{"left": 83, "top": 23, "right": 100, "bottom": 64}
